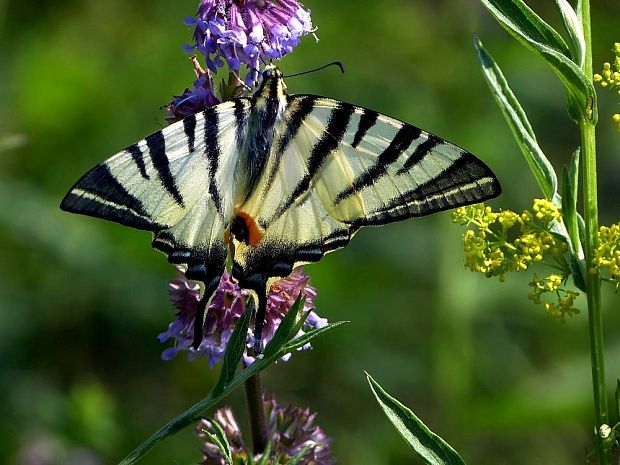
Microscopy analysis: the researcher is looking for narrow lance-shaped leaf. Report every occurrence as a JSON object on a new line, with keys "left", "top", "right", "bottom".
{"left": 479, "top": 0, "right": 596, "bottom": 122}
{"left": 555, "top": 0, "right": 585, "bottom": 68}
{"left": 118, "top": 296, "right": 346, "bottom": 465}
{"left": 479, "top": 0, "right": 569, "bottom": 55}
{"left": 561, "top": 149, "right": 586, "bottom": 291}
{"left": 213, "top": 298, "right": 254, "bottom": 394}
{"left": 474, "top": 35, "right": 558, "bottom": 200}
{"left": 118, "top": 299, "right": 252, "bottom": 465}
{"left": 367, "top": 373, "right": 466, "bottom": 465}
{"left": 282, "top": 320, "right": 348, "bottom": 354}
{"left": 262, "top": 296, "right": 306, "bottom": 357}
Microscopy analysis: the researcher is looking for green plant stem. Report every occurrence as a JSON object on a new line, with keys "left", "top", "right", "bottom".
{"left": 582, "top": 119, "right": 609, "bottom": 462}
{"left": 579, "top": 1, "right": 610, "bottom": 463}
{"left": 245, "top": 373, "right": 268, "bottom": 454}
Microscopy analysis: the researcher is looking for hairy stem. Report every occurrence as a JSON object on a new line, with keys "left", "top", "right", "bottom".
{"left": 245, "top": 373, "right": 268, "bottom": 454}
{"left": 580, "top": 1, "right": 610, "bottom": 463}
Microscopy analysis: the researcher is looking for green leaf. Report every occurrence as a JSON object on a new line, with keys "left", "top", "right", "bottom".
{"left": 473, "top": 35, "right": 557, "bottom": 200}
{"left": 213, "top": 298, "right": 253, "bottom": 395}
{"left": 479, "top": 0, "right": 596, "bottom": 122}
{"left": 555, "top": 0, "right": 585, "bottom": 68}
{"left": 282, "top": 320, "right": 348, "bottom": 353}
{"left": 118, "top": 300, "right": 346, "bottom": 465}
{"left": 367, "top": 373, "right": 466, "bottom": 465}
{"left": 561, "top": 149, "right": 587, "bottom": 291}
{"left": 198, "top": 419, "right": 233, "bottom": 465}
{"left": 263, "top": 296, "right": 306, "bottom": 357}
{"left": 479, "top": 0, "right": 569, "bottom": 55}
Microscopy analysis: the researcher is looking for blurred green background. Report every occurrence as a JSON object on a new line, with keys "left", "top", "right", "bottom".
{"left": 1, "top": 0, "right": 619, "bottom": 464}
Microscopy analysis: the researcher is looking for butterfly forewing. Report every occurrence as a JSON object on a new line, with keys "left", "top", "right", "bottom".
{"left": 61, "top": 99, "right": 251, "bottom": 279}
{"left": 304, "top": 97, "right": 500, "bottom": 225}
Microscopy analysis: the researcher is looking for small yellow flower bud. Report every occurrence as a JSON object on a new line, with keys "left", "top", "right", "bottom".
{"left": 593, "top": 74, "right": 603, "bottom": 82}
{"left": 612, "top": 114, "right": 620, "bottom": 123}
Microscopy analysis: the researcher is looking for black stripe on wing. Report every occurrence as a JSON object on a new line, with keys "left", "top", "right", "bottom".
{"left": 334, "top": 124, "right": 421, "bottom": 205}
{"left": 350, "top": 152, "right": 501, "bottom": 227}
{"left": 62, "top": 193, "right": 163, "bottom": 230}
{"left": 244, "top": 87, "right": 282, "bottom": 199}
{"left": 271, "top": 102, "right": 355, "bottom": 222}
{"left": 152, "top": 230, "right": 228, "bottom": 282}
{"left": 127, "top": 144, "right": 150, "bottom": 180}
{"left": 60, "top": 164, "right": 165, "bottom": 231}
{"left": 351, "top": 108, "right": 379, "bottom": 148}
{"left": 183, "top": 114, "right": 197, "bottom": 153}
{"left": 263, "top": 95, "right": 317, "bottom": 195}
{"left": 146, "top": 131, "right": 185, "bottom": 207}
{"left": 203, "top": 107, "right": 224, "bottom": 215}
{"left": 232, "top": 225, "right": 358, "bottom": 283}
{"left": 294, "top": 227, "right": 359, "bottom": 262}
{"left": 397, "top": 133, "right": 442, "bottom": 175}
{"left": 277, "top": 96, "right": 318, "bottom": 156}
{"left": 234, "top": 99, "right": 247, "bottom": 151}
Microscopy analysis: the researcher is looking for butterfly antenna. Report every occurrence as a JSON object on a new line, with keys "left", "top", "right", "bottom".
{"left": 284, "top": 61, "right": 345, "bottom": 78}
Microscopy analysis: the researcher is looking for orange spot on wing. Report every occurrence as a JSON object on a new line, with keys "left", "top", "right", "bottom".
{"left": 237, "top": 211, "right": 264, "bottom": 246}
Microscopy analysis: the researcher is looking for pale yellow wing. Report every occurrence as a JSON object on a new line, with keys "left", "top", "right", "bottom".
{"left": 61, "top": 99, "right": 251, "bottom": 281}
{"left": 231, "top": 95, "right": 500, "bottom": 281}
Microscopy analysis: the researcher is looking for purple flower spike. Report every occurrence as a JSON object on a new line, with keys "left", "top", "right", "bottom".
{"left": 190, "top": 0, "right": 316, "bottom": 83}
{"left": 197, "top": 396, "right": 334, "bottom": 465}
{"left": 159, "top": 266, "right": 324, "bottom": 367}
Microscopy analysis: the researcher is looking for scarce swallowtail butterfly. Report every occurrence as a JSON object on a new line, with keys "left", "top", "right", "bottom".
{"left": 61, "top": 66, "right": 501, "bottom": 353}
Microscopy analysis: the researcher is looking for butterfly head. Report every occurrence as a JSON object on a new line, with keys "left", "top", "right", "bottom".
{"left": 254, "top": 65, "right": 288, "bottom": 103}
{"left": 262, "top": 64, "right": 283, "bottom": 81}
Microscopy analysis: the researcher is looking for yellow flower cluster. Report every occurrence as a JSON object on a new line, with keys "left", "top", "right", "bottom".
{"left": 528, "top": 274, "right": 579, "bottom": 322}
{"left": 453, "top": 200, "right": 578, "bottom": 322}
{"left": 593, "top": 42, "right": 620, "bottom": 133}
{"left": 592, "top": 222, "right": 620, "bottom": 289}
{"left": 452, "top": 200, "right": 567, "bottom": 282}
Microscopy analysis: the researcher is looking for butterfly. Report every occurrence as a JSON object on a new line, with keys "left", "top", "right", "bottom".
{"left": 61, "top": 66, "right": 501, "bottom": 353}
